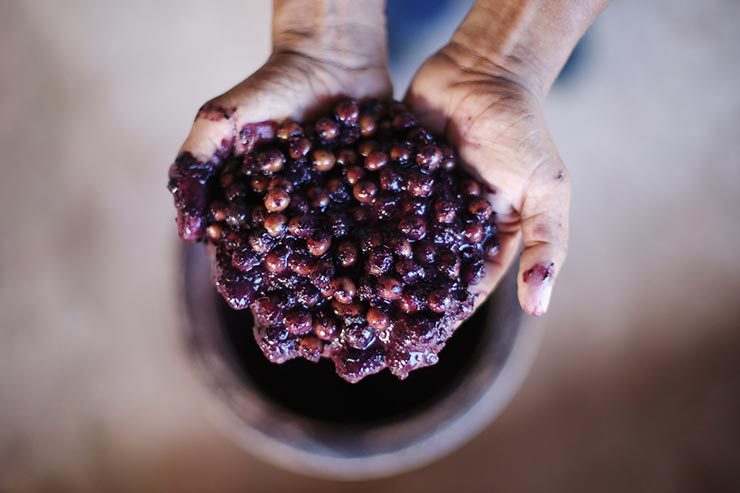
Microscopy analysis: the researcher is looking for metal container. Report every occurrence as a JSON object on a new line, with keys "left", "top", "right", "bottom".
{"left": 181, "top": 244, "right": 538, "bottom": 480}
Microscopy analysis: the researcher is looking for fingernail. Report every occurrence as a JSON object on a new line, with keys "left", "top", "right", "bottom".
{"left": 521, "top": 262, "right": 555, "bottom": 316}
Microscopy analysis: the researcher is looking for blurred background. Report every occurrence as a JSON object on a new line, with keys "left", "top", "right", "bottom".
{"left": 1, "top": 0, "right": 740, "bottom": 491}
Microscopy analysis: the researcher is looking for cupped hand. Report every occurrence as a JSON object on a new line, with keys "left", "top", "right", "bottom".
{"left": 405, "top": 44, "right": 571, "bottom": 316}
{"left": 168, "top": 48, "right": 391, "bottom": 241}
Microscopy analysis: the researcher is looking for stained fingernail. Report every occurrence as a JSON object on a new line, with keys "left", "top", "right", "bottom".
{"left": 521, "top": 262, "right": 555, "bottom": 316}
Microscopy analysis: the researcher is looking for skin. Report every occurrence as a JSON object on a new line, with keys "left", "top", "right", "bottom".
{"left": 170, "top": 0, "right": 607, "bottom": 317}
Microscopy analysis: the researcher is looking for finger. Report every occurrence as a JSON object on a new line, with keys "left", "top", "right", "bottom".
{"left": 517, "top": 157, "right": 571, "bottom": 316}
{"left": 168, "top": 102, "right": 275, "bottom": 241}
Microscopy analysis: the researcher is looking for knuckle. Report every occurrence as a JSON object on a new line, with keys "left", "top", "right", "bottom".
{"left": 195, "top": 98, "right": 235, "bottom": 123}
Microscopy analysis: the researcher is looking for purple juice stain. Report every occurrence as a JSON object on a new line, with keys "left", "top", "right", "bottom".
{"left": 522, "top": 262, "right": 555, "bottom": 286}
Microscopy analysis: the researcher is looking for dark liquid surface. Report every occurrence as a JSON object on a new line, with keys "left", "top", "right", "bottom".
{"left": 218, "top": 294, "right": 493, "bottom": 426}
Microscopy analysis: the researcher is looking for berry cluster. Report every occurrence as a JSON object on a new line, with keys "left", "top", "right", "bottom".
{"left": 170, "top": 99, "right": 499, "bottom": 382}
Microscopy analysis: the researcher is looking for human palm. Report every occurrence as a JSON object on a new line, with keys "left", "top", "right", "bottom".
{"left": 405, "top": 49, "right": 571, "bottom": 316}
{"left": 168, "top": 51, "right": 391, "bottom": 240}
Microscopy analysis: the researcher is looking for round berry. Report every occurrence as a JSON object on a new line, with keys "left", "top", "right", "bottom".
{"left": 264, "top": 249, "right": 288, "bottom": 273}
{"left": 332, "top": 277, "right": 356, "bottom": 304}
{"left": 337, "top": 241, "right": 358, "bottom": 267}
{"left": 415, "top": 144, "right": 442, "bottom": 171}
{"left": 312, "top": 149, "right": 336, "bottom": 172}
{"left": 206, "top": 224, "right": 223, "bottom": 241}
{"left": 376, "top": 276, "right": 403, "bottom": 301}
{"left": 336, "top": 149, "right": 358, "bottom": 166}
{"left": 307, "top": 231, "right": 332, "bottom": 256}
{"left": 399, "top": 216, "right": 427, "bottom": 241}
{"left": 353, "top": 180, "right": 378, "bottom": 204}
{"left": 379, "top": 167, "right": 403, "bottom": 192}
{"left": 335, "top": 100, "right": 360, "bottom": 125}
{"left": 468, "top": 197, "right": 493, "bottom": 220}
{"left": 407, "top": 172, "right": 434, "bottom": 197}
{"left": 232, "top": 248, "right": 260, "bottom": 272}
{"left": 276, "top": 120, "right": 302, "bottom": 140}
{"left": 345, "top": 165, "right": 365, "bottom": 185}
{"left": 461, "top": 179, "right": 482, "bottom": 196}
{"left": 366, "top": 248, "right": 394, "bottom": 276}
{"left": 289, "top": 138, "right": 312, "bottom": 159}
{"left": 264, "top": 188, "right": 290, "bottom": 212}
{"left": 345, "top": 325, "right": 376, "bottom": 350}
{"left": 366, "top": 307, "right": 390, "bottom": 330}
{"left": 359, "top": 115, "right": 377, "bottom": 137}
{"left": 314, "top": 313, "right": 338, "bottom": 341}
{"left": 365, "top": 151, "right": 388, "bottom": 171}
{"left": 257, "top": 149, "right": 285, "bottom": 173}
{"left": 428, "top": 290, "right": 451, "bottom": 313}
{"left": 316, "top": 117, "right": 340, "bottom": 142}
{"left": 263, "top": 213, "right": 287, "bottom": 237}
{"left": 285, "top": 309, "right": 313, "bottom": 335}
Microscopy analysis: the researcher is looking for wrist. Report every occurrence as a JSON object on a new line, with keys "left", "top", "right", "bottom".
{"left": 272, "top": 0, "right": 388, "bottom": 71}
{"left": 448, "top": 0, "right": 607, "bottom": 98}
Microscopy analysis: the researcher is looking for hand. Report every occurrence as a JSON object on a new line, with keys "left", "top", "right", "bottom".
{"left": 404, "top": 43, "right": 571, "bottom": 316}
{"left": 168, "top": 0, "right": 391, "bottom": 241}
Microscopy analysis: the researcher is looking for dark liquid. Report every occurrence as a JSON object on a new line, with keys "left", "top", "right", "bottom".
{"left": 218, "top": 293, "right": 493, "bottom": 426}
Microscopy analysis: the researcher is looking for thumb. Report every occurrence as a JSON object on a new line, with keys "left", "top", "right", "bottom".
{"left": 168, "top": 100, "right": 275, "bottom": 241}
{"left": 516, "top": 152, "right": 571, "bottom": 316}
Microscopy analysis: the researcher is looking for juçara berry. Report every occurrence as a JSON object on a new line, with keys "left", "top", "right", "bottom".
{"left": 169, "top": 99, "right": 499, "bottom": 382}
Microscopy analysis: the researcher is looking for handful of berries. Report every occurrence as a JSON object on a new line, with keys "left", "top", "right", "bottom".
{"left": 169, "top": 99, "right": 499, "bottom": 382}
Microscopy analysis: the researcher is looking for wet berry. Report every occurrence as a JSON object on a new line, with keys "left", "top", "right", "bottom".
{"left": 335, "top": 100, "right": 360, "bottom": 125}
{"left": 263, "top": 213, "right": 287, "bottom": 237}
{"left": 206, "top": 224, "right": 223, "bottom": 241}
{"left": 332, "top": 277, "right": 356, "bottom": 304}
{"left": 285, "top": 309, "right": 313, "bottom": 335}
{"left": 345, "top": 165, "right": 365, "bottom": 185}
{"left": 264, "top": 188, "right": 290, "bottom": 212}
{"left": 407, "top": 172, "right": 434, "bottom": 197}
{"left": 257, "top": 149, "right": 285, "bottom": 173}
{"left": 468, "top": 197, "right": 493, "bottom": 220}
{"left": 316, "top": 118, "right": 340, "bottom": 142}
{"left": 365, "top": 151, "right": 388, "bottom": 171}
{"left": 376, "top": 276, "right": 403, "bottom": 301}
{"left": 289, "top": 138, "right": 312, "bottom": 159}
{"left": 353, "top": 181, "right": 378, "bottom": 204}
{"left": 307, "top": 231, "right": 332, "bottom": 256}
{"left": 276, "top": 120, "right": 302, "bottom": 141}
{"left": 366, "top": 307, "right": 390, "bottom": 330}
{"left": 312, "top": 149, "right": 336, "bottom": 172}
{"left": 313, "top": 312, "right": 338, "bottom": 341}
{"left": 337, "top": 241, "right": 358, "bottom": 267}
{"left": 399, "top": 216, "right": 427, "bottom": 241}
{"left": 359, "top": 114, "right": 377, "bottom": 137}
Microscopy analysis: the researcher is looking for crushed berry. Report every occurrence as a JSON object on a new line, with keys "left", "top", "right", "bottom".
{"left": 169, "top": 99, "right": 499, "bottom": 382}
